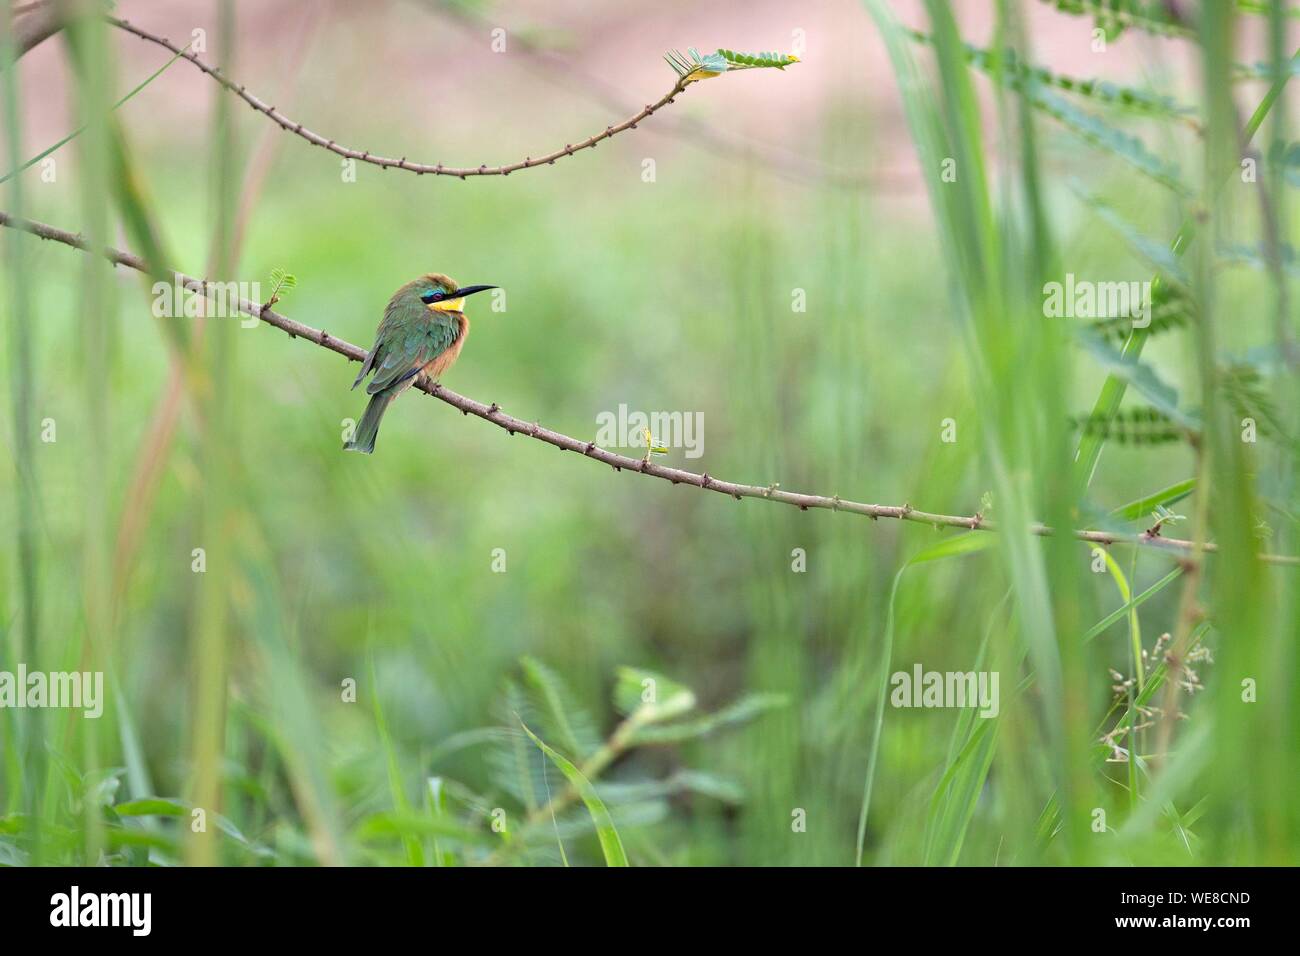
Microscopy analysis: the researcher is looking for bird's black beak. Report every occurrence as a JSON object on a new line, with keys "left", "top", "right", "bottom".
{"left": 453, "top": 285, "right": 497, "bottom": 299}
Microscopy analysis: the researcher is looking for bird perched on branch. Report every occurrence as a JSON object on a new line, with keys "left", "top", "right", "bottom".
{"left": 345, "top": 273, "right": 496, "bottom": 454}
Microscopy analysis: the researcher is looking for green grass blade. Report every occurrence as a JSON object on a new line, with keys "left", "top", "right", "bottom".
{"left": 855, "top": 532, "right": 993, "bottom": 865}
{"left": 1083, "top": 564, "right": 1184, "bottom": 642}
{"left": 369, "top": 654, "right": 423, "bottom": 866}
{"left": 1110, "top": 478, "right": 1197, "bottom": 520}
{"left": 520, "top": 721, "right": 628, "bottom": 867}
{"left": 0, "top": 41, "right": 191, "bottom": 184}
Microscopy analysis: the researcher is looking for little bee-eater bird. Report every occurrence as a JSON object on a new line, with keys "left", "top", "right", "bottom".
{"left": 344, "top": 274, "right": 496, "bottom": 454}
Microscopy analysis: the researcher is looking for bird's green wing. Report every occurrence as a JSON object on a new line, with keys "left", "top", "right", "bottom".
{"left": 365, "top": 315, "right": 460, "bottom": 394}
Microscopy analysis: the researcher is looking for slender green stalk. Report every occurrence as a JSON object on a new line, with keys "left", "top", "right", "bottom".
{"left": 0, "top": 0, "right": 43, "bottom": 866}
{"left": 187, "top": 0, "right": 240, "bottom": 867}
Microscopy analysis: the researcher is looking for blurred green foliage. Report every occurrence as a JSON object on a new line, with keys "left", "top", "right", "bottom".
{"left": 1, "top": 1, "right": 1297, "bottom": 866}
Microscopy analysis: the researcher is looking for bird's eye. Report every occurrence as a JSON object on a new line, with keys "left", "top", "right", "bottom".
{"left": 421, "top": 290, "right": 444, "bottom": 304}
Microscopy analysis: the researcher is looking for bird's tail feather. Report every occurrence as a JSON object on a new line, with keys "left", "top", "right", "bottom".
{"left": 344, "top": 392, "right": 390, "bottom": 454}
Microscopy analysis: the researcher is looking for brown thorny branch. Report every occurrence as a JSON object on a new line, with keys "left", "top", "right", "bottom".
{"left": 422, "top": 0, "right": 883, "bottom": 189}
{"left": 107, "top": 15, "right": 690, "bottom": 179}
{"left": 111, "top": 9, "right": 886, "bottom": 189}
{"left": 4, "top": 211, "right": 1297, "bottom": 567}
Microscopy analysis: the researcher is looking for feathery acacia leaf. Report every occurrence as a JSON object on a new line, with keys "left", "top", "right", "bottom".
{"left": 1086, "top": 287, "right": 1191, "bottom": 343}
{"left": 1038, "top": 0, "right": 1195, "bottom": 40}
{"left": 1072, "top": 187, "right": 1191, "bottom": 283}
{"left": 1217, "top": 241, "right": 1300, "bottom": 278}
{"left": 1234, "top": 59, "right": 1300, "bottom": 82}
{"left": 1071, "top": 405, "right": 1187, "bottom": 445}
{"left": 665, "top": 46, "right": 799, "bottom": 83}
{"left": 1076, "top": 332, "right": 1198, "bottom": 429}
{"left": 1034, "top": 89, "right": 1191, "bottom": 194}
{"left": 1220, "top": 362, "right": 1287, "bottom": 442}
{"left": 519, "top": 656, "right": 601, "bottom": 762}
{"left": 911, "top": 26, "right": 1191, "bottom": 193}
{"left": 907, "top": 29, "right": 1196, "bottom": 124}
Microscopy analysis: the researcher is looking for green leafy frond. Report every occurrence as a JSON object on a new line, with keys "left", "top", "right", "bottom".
{"left": 1234, "top": 59, "right": 1300, "bottom": 82}
{"left": 1087, "top": 286, "right": 1192, "bottom": 343}
{"left": 1071, "top": 405, "right": 1187, "bottom": 445}
{"left": 1235, "top": 0, "right": 1300, "bottom": 19}
{"left": 716, "top": 48, "right": 800, "bottom": 70}
{"left": 1220, "top": 362, "right": 1286, "bottom": 441}
{"left": 665, "top": 46, "right": 799, "bottom": 83}
{"left": 1218, "top": 241, "right": 1300, "bottom": 278}
{"left": 1267, "top": 139, "right": 1300, "bottom": 187}
{"left": 1034, "top": 88, "right": 1191, "bottom": 194}
{"left": 1073, "top": 188, "right": 1190, "bottom": 284}
{"left": 627, "top": 692, "right": 789, "bottom": 745}
{"left": 613, "top": 666, "right": 695, "bottom": 721}
{"left": 519, "top": 656, "right": 601, "bottom": 761}
{"left": 1076, "top": 332, "right": 1199, "bottom": 430}
{"left": 1038, "top": 0, "right": 1195, "bottom": 40}
{"left": 907, "top": 30, "right": 1196, "bottom": 124}
{"left": 267, "top": 267, "right": 297, "bottom": 303}
{"left": 612, "top": 665, "right": 785, "bottom": 745}
{"left": 486, "top": 681, "right": 548, "bottom": 812}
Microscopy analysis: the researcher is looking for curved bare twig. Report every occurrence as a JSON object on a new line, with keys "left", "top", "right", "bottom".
{"left": 419, "top": 0, "right": 885, "bottom": 190}
{"left": 108, "top": 15, "right": 689, "bottom": 179}
{"left": 4, "top": 208, "right": 1297, "bottom": 566}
